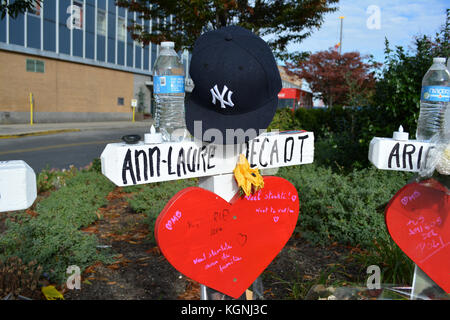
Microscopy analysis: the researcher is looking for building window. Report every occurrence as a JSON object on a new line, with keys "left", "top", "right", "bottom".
{"left": 117, "top": 97, "right": 124, "bottom": 106}
{"left": 97, "top": 9, "right": 107, "bottom": 36}
{"left": 28, "top": 2, "right": 41, "bottom": 16}
{"left": 26, "top": 59, "right": 45, "bottom": 73}
{"left": 134, "top": 25, "right": 144, "bottom": 47}
{"left": 117, "top": 17, "right": 126, "bottom": 42}
{"left": 68, "top": 1, "right": 84, "bottom": 30}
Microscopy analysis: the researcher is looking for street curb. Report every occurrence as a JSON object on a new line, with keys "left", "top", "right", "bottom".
{"left": 0, "top": 128, "right": 81, "bottom": 139}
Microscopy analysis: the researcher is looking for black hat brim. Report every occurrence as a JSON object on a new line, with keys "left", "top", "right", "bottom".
{"left": 186, "top": 95, "right": 278, "bottom": 145}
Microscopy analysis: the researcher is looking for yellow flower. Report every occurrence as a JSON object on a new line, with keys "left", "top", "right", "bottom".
{"left": 233, "top": 154, "right": 264, "bottom": 196}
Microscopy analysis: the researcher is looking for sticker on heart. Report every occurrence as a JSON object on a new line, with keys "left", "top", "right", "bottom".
{"left": 385, "top": 179, "right": 449, "bottom": 293}
{"left": 155, "top": 176, "right": 300, "bottom": 299}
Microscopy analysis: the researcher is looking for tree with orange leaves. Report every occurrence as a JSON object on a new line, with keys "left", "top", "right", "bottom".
{"left": 286, "top": 49, "right": 379, "bottom": 108}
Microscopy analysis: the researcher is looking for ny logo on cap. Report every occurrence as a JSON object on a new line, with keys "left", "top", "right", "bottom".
{"left": 210, "top": 85, "right": 234, "bottom": 109}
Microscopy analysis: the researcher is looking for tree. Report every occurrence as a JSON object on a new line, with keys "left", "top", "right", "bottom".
{"left": 286, "top": 49, "right": 379, "bottom": 108}
{"left": 115, "top": 0, "right": 339, "bottom": 58}
{"left": 0, "top": 0, "right": 40, "bottom": 19}
{"left": 374, "top": 9, "right": 450, "bottom": 136}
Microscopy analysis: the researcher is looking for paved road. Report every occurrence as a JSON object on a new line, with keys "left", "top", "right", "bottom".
{"left": 0, "top": 127, "right": 150, "bottom": 174}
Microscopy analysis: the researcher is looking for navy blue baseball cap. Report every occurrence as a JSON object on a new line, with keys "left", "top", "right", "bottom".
{"left": 185, "top": 25, "right": 282, "bottom": 144}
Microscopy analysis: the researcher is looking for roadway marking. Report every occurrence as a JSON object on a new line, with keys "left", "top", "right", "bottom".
{"left": 0, "top": 129, "right": 81, "bottom": 139}
{"left": 0, "top": 140, "right": 119, "bottom": 155}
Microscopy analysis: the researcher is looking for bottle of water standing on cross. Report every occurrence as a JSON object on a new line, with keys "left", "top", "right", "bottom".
{"left": 153, "top": 41, "right": 188, "bottom": 142}
{"left": 416, "top": 57, "right": 450, "bottom": 141}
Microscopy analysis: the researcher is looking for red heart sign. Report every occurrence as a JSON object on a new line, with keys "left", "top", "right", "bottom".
{"left": 155, "top": 176, "right": 299, "bottom": 298}
{"left": 385, "top": 179, "right": 449, "bottom": 293}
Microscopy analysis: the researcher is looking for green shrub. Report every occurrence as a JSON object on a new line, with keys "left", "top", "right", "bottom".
{"left": 37, "top": 165, "right": 78, "bottom": 193}
{"left": 314, "top": 130, "right": 368, "bottom": 171}
{"left": 0, "top": 216, "right": 114, "bottom": 284}
{"left": 0, "top": 171, "right": 116, "bottom": 284}
{"left": 268, "top": 105, "right": 405, "bottom": 171}
{"left": 268, "top": 108, "right": 300, "bottom": 132}
{"left": 351, "top": 237, "right": 415, "bottom": 285}
{"left": 88, "top": 158, "right": 102, "bottom": 174}
{"left": 294, "top": 107, "right": 328, "bottom": 135}
{"left": 35, "top": 171, "right": 114, "bottom": 229}
{"left": 277, "top": 164, "right": 413, "bottom": 247}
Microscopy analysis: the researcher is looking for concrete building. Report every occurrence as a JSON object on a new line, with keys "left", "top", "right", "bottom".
{"left": 277, "top": 65, "right": 313, "bottom": 110}
{"left": 0, "top": 0, "right": 192, "bottom": 124}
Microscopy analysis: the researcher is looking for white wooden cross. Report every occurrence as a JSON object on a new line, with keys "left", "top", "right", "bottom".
{"left": 368, "top": 127, "right": 447, "bottom": 299}
{"left": 101, "top": 129, "right": 314, "bottom": 299}
{"left": 0, "top": 160, "right": 37, "bottom": 213}
{"left": 101, "top": 131, "right": 314, "bottom": 187}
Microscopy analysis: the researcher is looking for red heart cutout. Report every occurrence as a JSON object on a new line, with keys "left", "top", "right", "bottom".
{"left": 155, "top": 176, "right": 299, "bottom": 298}
{"left": 385, "top": 179, "right": 449, "bottom": 293}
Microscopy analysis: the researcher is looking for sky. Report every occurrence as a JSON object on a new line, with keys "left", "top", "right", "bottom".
{"left": 283, "top": 0, "right": 449, "bottom": 64}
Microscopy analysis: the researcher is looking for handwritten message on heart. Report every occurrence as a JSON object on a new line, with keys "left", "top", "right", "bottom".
{"left": 385, "top": 179, "right": 449, "bottom": 293}
{"left": 155, "top": 176, "right": 300, "bottom": 298}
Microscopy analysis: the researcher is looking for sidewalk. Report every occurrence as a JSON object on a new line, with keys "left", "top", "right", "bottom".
{"left": 0, "top": 120, "right": 153, "bottom": 138}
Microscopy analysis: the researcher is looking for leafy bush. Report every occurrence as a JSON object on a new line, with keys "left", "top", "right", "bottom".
{"left": 351, "top": 237, "right": 414, "bottom": 286}
{"left": 293, "top": 107, "right": 328, "bottom": 135}
{"left": 0, "top": 171, "right": 116, "bottom": 284}
{"left": 88, "top": 158, "right": 102, "bottom": 174}
{"left": 314, "top": 130, "right": 367, "bottom": 171}
{"left": 269, "top": 107, "right": 386, "bottom": 171}
{"left": 373, "top": 12, "right": 449, "bottom": 136}
{"left": 277, "top": 164, "right": 413, "bottom": 247}
{"left": 35, "top": 171, "right": 114, "bottom": 229}
{"left": 37, "top": 165, "right": 78, "bottom": 193}
{"left": 0, "top": 217, "right": 113, "bottom": 284}
{"left": 268, "top": 108, "right": 300, "bottom": 132}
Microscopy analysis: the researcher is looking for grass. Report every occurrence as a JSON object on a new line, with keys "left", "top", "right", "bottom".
{"left": 0, "top": 166, "right": 117, "bottom": 284}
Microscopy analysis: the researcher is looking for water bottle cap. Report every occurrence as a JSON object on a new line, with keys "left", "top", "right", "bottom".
{"left": 433, "top": 57, "right": 446, "bottom": 64}
{"left": 161, "top": 41, "right": 175, "bottom": 48}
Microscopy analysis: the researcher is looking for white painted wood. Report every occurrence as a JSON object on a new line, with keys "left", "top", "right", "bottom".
{"left": 369, "top": 134, "right": 446, "bottom": 298}
{"left": 0, "top": 160, "right": 37, "bottom": 212}
{"left": 369, "top": 137, "right": 432, "bottom": 172}
{"left": 101, "top": 131, "right": 314, "bottom": 187}
{"left": 198, "top": 173, "right": 237, "bottom": 300}
{"left": 198, "top": 173, "right": 238, "bottom": 203}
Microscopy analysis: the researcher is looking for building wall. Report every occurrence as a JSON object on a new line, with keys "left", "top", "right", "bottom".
{"left": 0, "top": 1, "right": 190, "bottom": 123}
{"left": 133, "top": 74, "right": 151, "bottom": 114}
{"left": 277, "top": 65, "right": 313, "bottom": 109}
{"left": 0, "top": 50, "right": 136, "bottom": 123}
{"left": 278, "top": 66, "right": 302, "bottom": 89}
{"left": 0, "top": 0, "right": 156, "bottom": 75}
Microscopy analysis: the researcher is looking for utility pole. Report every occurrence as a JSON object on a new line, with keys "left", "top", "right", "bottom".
{"left": 339, "top": 16, "right": 344, "bottom": 55}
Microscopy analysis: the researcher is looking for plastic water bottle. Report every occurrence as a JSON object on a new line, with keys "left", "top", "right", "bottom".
{"left": 416, "top": 57, "right": 450, "bottom": 141}
{"left": 153, "top": 41, "right": 187, "bottom": 142}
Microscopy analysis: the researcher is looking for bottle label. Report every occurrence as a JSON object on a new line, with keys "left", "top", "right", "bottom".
{"left": 421, "top": 86, "right": 450, "bottom": 102}
{"left": 153, "top": 75, "right": 185, "bottom": 94}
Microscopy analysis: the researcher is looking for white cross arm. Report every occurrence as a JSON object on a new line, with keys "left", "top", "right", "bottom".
{"left": 0, "top": 160, "right": 37, "bottom": 213}
{"left": 369, "top": 137, "right": 431, "bottom": 172}
{"left": 101, "top": 131, "right": 314, "bottom": 187}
